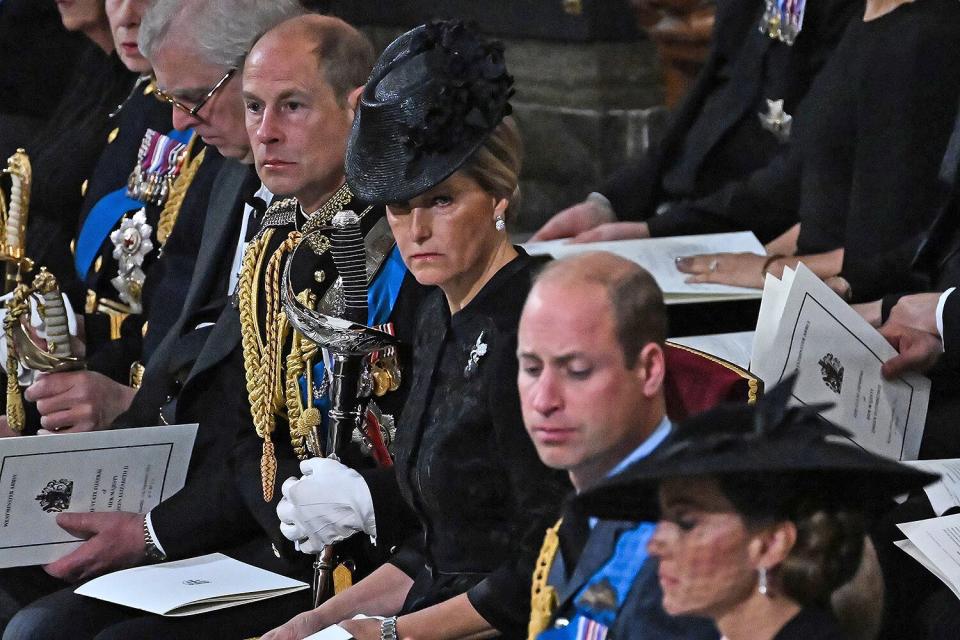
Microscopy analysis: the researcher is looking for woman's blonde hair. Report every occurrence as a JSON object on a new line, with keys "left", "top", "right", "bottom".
{"left": 460, "top": 116, "right": 523, "bottom": 215}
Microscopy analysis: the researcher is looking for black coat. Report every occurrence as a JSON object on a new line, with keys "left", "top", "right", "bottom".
{"left": 773, "top": 608, "right": 847, "bottom": 640}
{"left": 24, "top": 46, "right": 137, "bottom": 291}
{"left": 389, "top": 250, "right": 572, "bottom": 638}
{"left": 602, "top": 0, "right": 860, "bottom": 243}
{"left": 0, "top": 0, "right": 84, "bottom": 155}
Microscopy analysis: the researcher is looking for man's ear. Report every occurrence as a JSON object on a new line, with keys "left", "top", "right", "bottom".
{"left": 347, "top": 86, "right": 363, "bottom": 117}
{"left": 635, "top": 342, "right": 666, "bottom": 397}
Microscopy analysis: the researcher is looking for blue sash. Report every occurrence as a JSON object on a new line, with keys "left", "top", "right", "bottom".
{"left": 539, "top": 522, "right": 656, "bottom": 640}
{"left": 298, "top": 245, "right": 407, "bottom": 422}
{"left": 74, "top": 128, "right": 192, "bottom": 280}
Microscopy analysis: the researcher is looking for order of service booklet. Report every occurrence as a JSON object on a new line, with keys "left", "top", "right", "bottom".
{"left": 750, "top": 264, "right": 929, "bottom": 461}
{"left": 896, "top": 513, "right": 960, "bottom": 601}
{"left": 0, "top": 423, "right": 196, "bottom": 568}
{"left": 75, "top": 553, "right": 309, "bottom": 616}
{"left": 522, "top": 231, "right": 766, "bottom": 304}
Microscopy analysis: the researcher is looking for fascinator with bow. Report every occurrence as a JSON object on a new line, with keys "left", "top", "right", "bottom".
{"left": 576, "top": 375, "right": 938, "bottom": 522}
{"left": 345, "top": 19, "right": 514, "bottom": 204}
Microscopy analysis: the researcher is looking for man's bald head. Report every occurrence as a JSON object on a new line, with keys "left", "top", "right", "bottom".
{"left": 532, "top": 252, "right": 667, "bottom": 367}
{"left": 249, "top": 14, "right": 375, "bottom": 106}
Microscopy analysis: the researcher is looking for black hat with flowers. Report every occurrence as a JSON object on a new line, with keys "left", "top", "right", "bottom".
{"left": 345, "top": 19, "right": 515, "bottom": 204}
{"left": 576, "top": 375, "right": 938, "bottom": 522}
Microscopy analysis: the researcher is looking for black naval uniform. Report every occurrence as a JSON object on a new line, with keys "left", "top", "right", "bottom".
{"left": 599, "top": 0, "right": 861, "bottom": 243}
{"left": 229, "top": 190, "right": 425, "bottom": 572}
{"left": 389, "top": 250, "right": 571, "bottom": 638}
{"left": 68, "top": 84, "right": 173, "bottom": 381}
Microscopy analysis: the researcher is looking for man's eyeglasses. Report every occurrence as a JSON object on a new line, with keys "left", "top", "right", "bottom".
{"left": 153, "top": 68, "right": 236, "bottom": 118}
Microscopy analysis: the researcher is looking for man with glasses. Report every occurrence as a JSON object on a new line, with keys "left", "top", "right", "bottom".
{"left": 0, "top": 1, "right": 311, "bottom": 638}
{"left": 152, "top": 67, "right": 247, "bottom": 161}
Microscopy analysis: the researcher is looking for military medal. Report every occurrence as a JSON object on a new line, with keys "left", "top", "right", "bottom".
{"left": 126, "top": 129, "right": 189, "bottom": 206}
{"left": 758, "top": 99, "right": 793, "bottom": 143}
{"left": 109, "top": 208, "right": 154, "bottom": 313}
{"left": 759, "top": 0, "right": 806, "bottom": 45}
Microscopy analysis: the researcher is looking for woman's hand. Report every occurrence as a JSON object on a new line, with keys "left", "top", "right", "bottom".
{"left": 570, "top": 221, "right": 650, "bottom": 243}
{"left": 674, "top": 252, "right": 768, "bottom": 288}
{"left": 260, "top": 610, "right": 326, "bottom": 640}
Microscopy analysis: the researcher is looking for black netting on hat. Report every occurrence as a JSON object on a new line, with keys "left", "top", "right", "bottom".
{"left": 345, "top": 20, "right": 515, "bottom": 204}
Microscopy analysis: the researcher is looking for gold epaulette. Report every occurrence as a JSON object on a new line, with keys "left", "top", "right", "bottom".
{"left": 529, "top": 519, "right": 562, "bottom": 640}
{"left": 238, "top": 227, "right": 302, "bottom": 502}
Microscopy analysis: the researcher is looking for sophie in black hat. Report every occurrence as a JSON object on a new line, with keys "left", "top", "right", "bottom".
{"left": 576, "top": 375, "right": 938, "bottom": 522}
{"left": 345, "top": 20, "right": 515, "bottom": 204}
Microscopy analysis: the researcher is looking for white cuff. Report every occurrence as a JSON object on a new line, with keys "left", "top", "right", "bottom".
{"left": 145, "top": 511, "right": 167, "bottom": 556}
{"left": 936, "top": 288, "right": 955, "bottom": 346}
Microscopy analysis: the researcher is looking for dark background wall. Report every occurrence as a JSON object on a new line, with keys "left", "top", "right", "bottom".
{"left": 311, "top": 0, "right": 670, "bottom": 231}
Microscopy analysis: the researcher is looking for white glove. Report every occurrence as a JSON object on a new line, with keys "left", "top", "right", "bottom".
{"left": 277, "top": 457, "right": 377, "bottom": 554}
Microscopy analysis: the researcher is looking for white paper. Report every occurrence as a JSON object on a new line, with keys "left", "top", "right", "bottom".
{"left": 304, "top": 626, "right": 354, "bottom": 640}
{"left": 897, "top": 513, "right": 960, "bottom": 600}
{"left": 751, "top": 264, "right": 929, "bottom": 461}
{"left": 894, "top": 539, "right": 960, "bottom": 599}
{"left": 751, "top": 269, "right": 794, "bottom": 364}
{"left": 522, "top": 232, "right": 765, "bottom": 304}
{"left": 669, "top": 332, "right": 755, "bottom": 370}
{"left": 303, "top": 616, "right": 383, "bottom": 640}
{"left": 905, "top": 459, "right": 960, "bottom": 516}
{"left": 0, "top": 424, "right": 196, "bottom": 568}
{"left": 75, "top": 552, "right": 308, "bottom": 616}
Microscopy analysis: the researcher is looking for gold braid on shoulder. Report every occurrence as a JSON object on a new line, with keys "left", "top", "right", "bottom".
{"left": 156, "top": 135, "right": 205, "bottom": 246}
{"left": 238, "top": 227, "right": 301, "bottom": 501}
{"left": 528, "top": 519, "right": 562, "bottom": 640}
{"left": 285, "top": 290, "right": 321, "bottom": 460}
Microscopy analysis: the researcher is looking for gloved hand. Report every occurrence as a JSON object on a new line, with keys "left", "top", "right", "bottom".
{"left": 277, "top": 457, "right": 376, "bottom": 554}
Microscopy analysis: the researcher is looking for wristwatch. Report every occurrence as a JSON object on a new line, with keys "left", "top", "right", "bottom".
{"left": 143, "top": 514, "right": 167, "bottom": 563}
{"left": 380, "top": 616, "right": 398, "bottom": 640}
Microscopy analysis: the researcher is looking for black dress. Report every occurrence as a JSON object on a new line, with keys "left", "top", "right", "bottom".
{"left": 794, "top": 0, "right": 960, "bottom": 259}
{"left": 772, "top": 607, "right": 848, "bottom": 640}
{"left": 390, "top": 250, "right": 572, "bottom": 638}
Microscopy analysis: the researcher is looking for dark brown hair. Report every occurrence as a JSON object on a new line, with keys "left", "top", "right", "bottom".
{"left": 719, "top": 473, "right": 866, "bottom": 608}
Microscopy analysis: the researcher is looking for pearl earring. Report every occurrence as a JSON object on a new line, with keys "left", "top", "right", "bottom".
{"left": 758, "top": 567, "right": 769, "bottom": 596}
{"left": 495, "top": 216, "right": 506, "bottom": 232}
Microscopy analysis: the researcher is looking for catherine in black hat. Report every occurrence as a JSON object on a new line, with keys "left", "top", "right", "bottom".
{"left": 576, "top": 378, "right": 937, "bottom": 640}
{"left": 263, "top": 19, "right": 571, "bottom": 640}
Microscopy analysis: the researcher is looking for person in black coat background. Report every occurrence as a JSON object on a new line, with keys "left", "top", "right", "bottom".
{"left": 531, "top": 0, "right": 861, "bottom": 244}
{"left": 21, "top": 0, "right": 138, "bottom": 293}
{"left": 0, "top": 0, "right": 85, "bottom": 158}
{"left": 674, "top": 0, "right": 960, "bottom": 296}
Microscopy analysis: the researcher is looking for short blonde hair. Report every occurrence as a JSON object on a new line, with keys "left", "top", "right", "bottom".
{"left": 461, "top": 116, "right": 523, "bottom": 214}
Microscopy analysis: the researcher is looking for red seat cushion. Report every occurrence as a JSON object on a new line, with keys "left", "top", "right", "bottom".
{"left": 663, "top": 342, "right": 762, "bottom": 421}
